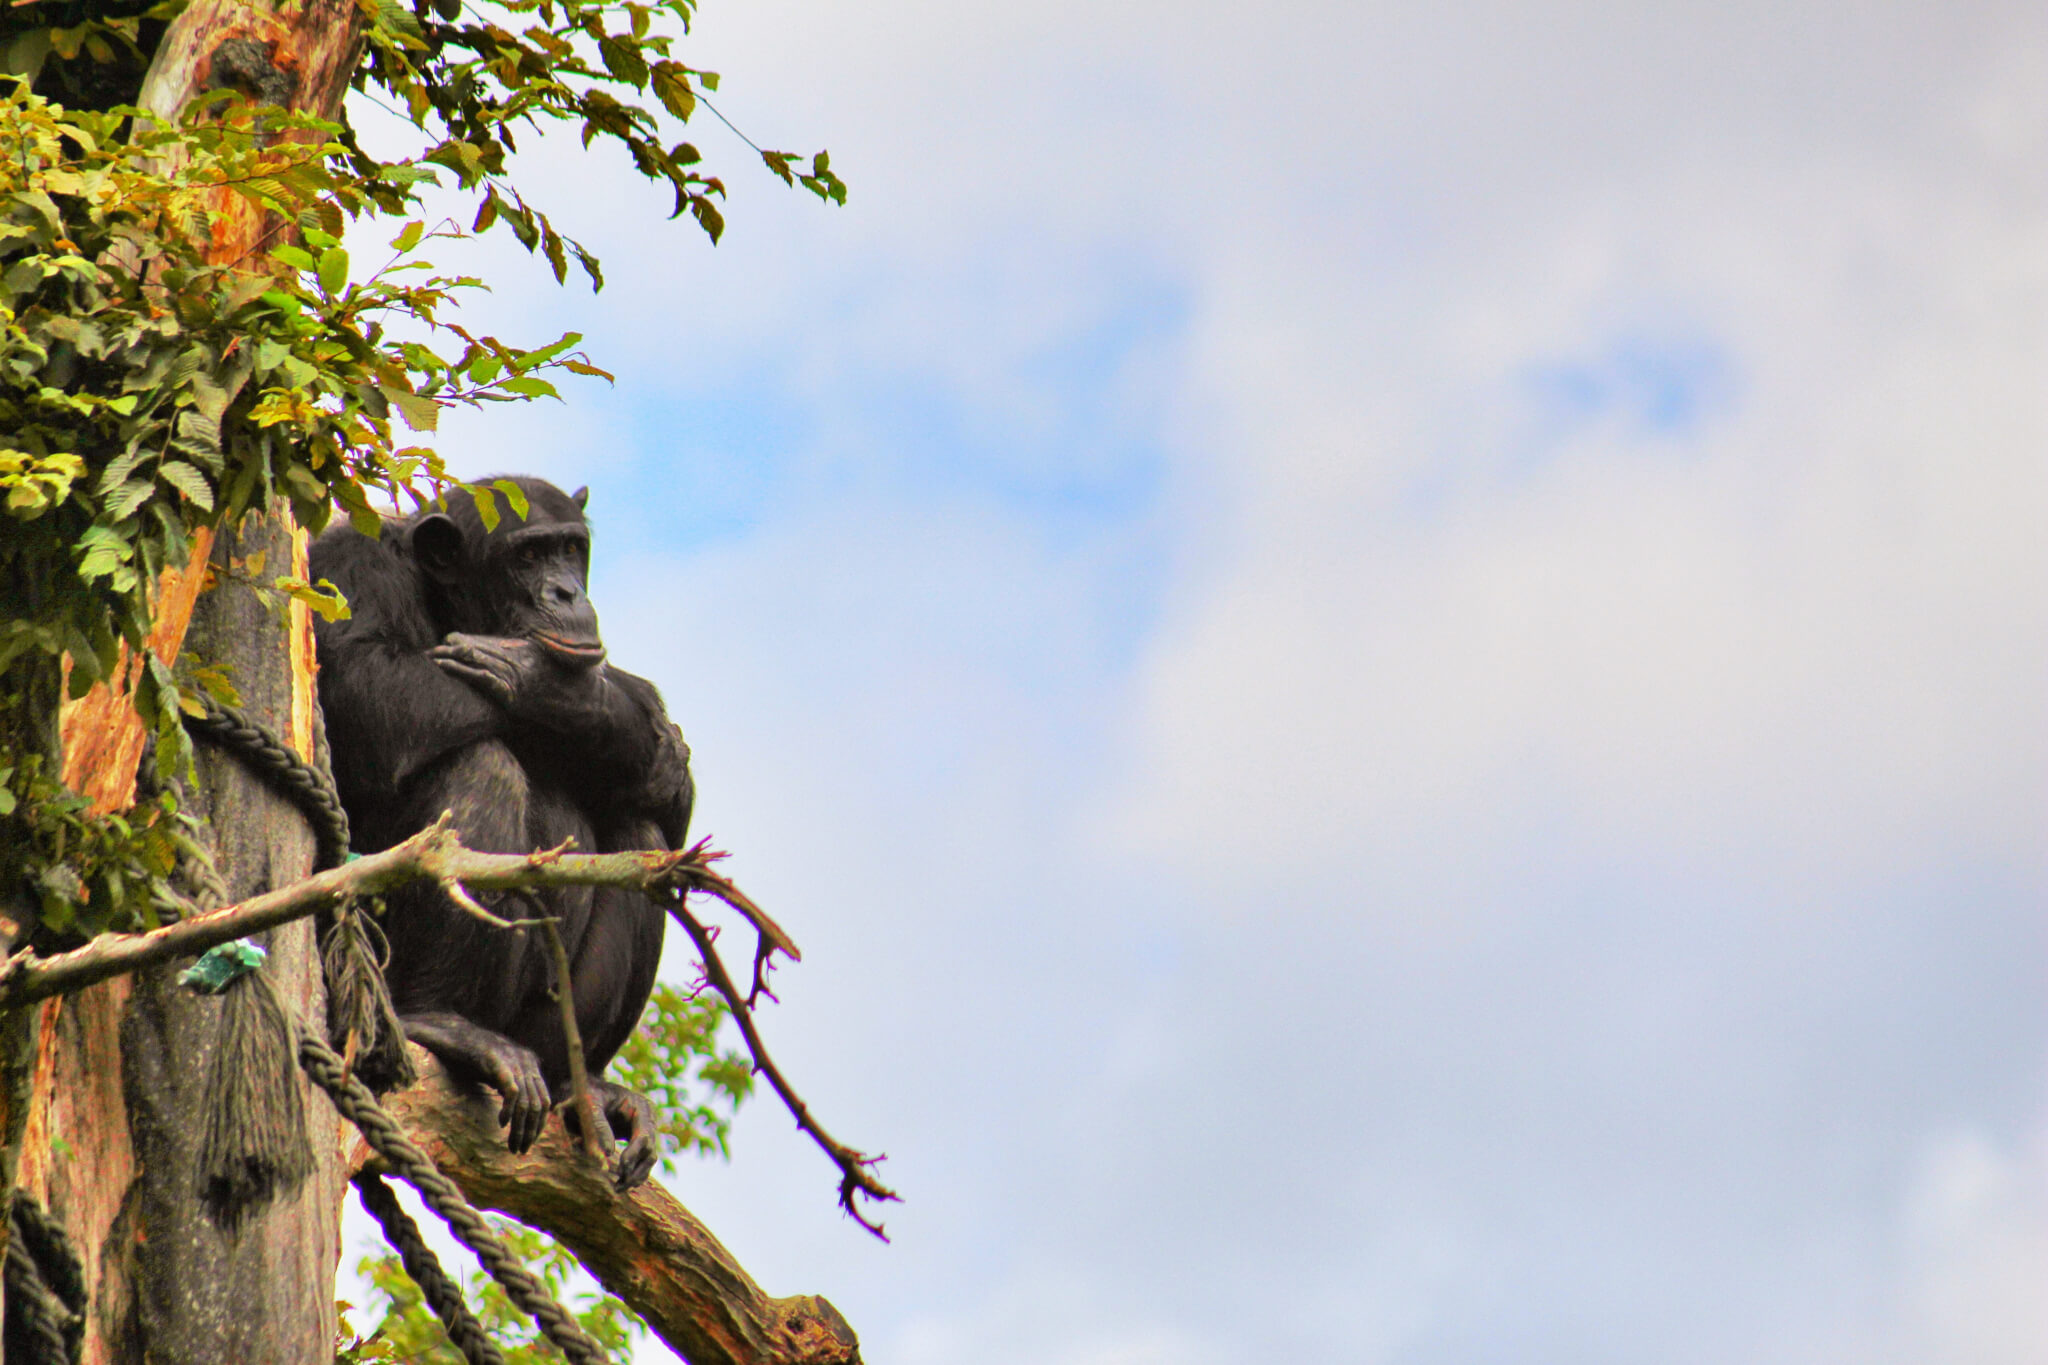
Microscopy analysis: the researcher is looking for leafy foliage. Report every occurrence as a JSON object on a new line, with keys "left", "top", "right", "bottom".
{"left": 343, "top": 1218, "right": 643, "bottom": 1364}
{"left": 0, "top": 755, "right": 200, "bottom": 935}
{"left": 351, "top": 0, "right": 845, "bottom": 276}
{"left": 0, "top": 0, "right": 842, "bottom": 937}
{"left": 0, "top": 86, "right": 607, "bottom": 932}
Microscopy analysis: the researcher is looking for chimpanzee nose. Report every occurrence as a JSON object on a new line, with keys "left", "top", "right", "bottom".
{"left": 547, "top": 582, "right": 577, "bottom": 606}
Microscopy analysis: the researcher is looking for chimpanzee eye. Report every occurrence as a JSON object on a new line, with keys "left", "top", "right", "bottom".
{"left": 520, "top": 545, "right": 542, "bottom": 565}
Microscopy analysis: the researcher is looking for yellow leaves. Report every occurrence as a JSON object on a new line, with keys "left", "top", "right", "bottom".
{"left": 249, "top": 388, "right": 320, "bottom": 429}
{"left": 0, "top": 450, "right": 86, "bottom": 519}
{"left": 270, "top": 575, "right": 351, "bottom": 622}
{"left": 378, "top": 385, "right": 441, "bottom": 432}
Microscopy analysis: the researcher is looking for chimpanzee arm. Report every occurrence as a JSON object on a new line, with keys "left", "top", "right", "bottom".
{"left": 311, "top": 525, "right": 511, "bottom": 829}
{"left": 587, "top": 667, "right": 694, "bottom": 847}
{"left": 429, "top": 641, "right": 692, "bottom": 843}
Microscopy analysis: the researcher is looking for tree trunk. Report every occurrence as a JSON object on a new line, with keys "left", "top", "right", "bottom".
{"left": 7, "top": 6, "right": 365, "bottom": 1360}
{"left": 16, "top": 514, "right": 341, "bottom": 1363}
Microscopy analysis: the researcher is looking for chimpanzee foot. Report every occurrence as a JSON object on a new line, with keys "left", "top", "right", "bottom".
{"left": 589, "top": 1079, "right": 660, "bottom": 1190}
{"left": 401, "top": 1012, "right": 552, "bottom": 1154}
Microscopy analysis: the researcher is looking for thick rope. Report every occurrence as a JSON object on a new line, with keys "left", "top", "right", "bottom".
{"left": 183, "top": 693, "right": 352, "bottom": 871}
{"left": 3, "top": 1193, "right": 85, "bottom": 1365}
{"left": 352, "top": 1173, "right": 506, "bottom": 1365}
{"left": 321, "top": 900, "right": 417, "bottom": 1095}
{"left": 177, "top": 700, "right": 590, "bottom": 1359}
{"left": 180, "top": 694, "right": 412, "bottom": 1094}
{"left": 298, "top": 1034, "right": 609, "bottom": 1365}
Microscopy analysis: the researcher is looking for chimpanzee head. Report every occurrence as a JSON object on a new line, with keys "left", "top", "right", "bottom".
{"left": 407, "top": 476, "right": 606, "bottom": 666}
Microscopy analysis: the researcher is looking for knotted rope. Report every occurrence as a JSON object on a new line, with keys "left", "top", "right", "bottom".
{"left": 2, "top": 1193, "right": 85, "bottom": 1365}
{"left": 181, "top": 695, "right": 601, "bottom": 1362}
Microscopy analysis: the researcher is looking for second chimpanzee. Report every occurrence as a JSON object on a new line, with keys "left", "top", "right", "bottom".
{"left": 311, "top": 477, "right": 691, "bottom": 1188}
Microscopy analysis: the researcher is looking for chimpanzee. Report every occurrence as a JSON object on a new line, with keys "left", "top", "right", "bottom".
{"left": 310, "top": 477, "right": 692, "bottom": 1189}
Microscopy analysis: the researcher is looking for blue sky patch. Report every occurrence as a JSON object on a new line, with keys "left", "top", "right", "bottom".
{"left": 1521, "top": 330, "right": 1739, "bottom": 449}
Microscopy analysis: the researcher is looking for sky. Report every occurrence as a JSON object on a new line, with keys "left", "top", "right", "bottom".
{"left": 342, "top": 3, "right": 2046, "bottom": 1362}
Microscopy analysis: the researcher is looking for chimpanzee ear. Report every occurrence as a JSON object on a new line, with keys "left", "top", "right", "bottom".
{"left": 409, "top": 513, "right": 466, "bottom": 579}
{"left": 571, "top": 485, "right": 589, "bottom": 510}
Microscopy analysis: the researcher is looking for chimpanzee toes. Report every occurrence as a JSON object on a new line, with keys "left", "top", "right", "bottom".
{"left": 511, "top": 1076, "right": 552, "bottom": 1153}
{"left": 489, "top": 1049, "right": 551, "bottom": 1154}
{"left": 616, "top": 1136, "right": 657, "bottom": 1191}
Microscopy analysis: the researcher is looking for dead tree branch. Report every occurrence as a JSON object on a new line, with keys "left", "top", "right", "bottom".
{"left": 658, "top": 849, "right": 902, "bottom": 1239}
{"left": 0, "top": 817, "right": 701, "bottom": 1010}
{"left": 0, "top": 817, "right": 899, "bottom": 1233}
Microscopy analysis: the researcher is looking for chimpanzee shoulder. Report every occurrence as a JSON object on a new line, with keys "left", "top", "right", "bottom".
{"left": 309, "top": 516, "right": 437, "bottom": 654}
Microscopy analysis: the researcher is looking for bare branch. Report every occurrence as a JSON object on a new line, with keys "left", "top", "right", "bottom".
{"left": 669, "top": 838, "right": 804, "bottom": 965}
{"left": 537, "top": 916, "right": 613, "bottom": 1175}
{"left": 0, "top": 816, "right": 716, "bottom": 1011}
{"left": 664, "top": 897, "right": 902, "bottom": 1239}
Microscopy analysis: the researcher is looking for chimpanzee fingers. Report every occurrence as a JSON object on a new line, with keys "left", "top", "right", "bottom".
{"left": 595, "top": 1084, "right": 661, "bottom": 1188}
{"left": 429, "top": 649, "right": 516, "bottom": 706}
{"left": 511, "top": 1069, "right": 552, "bottom": 1153}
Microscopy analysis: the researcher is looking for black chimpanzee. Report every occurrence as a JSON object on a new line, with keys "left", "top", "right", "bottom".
{"left": 311, "top": 477, "right": 691, "bottom": 1189}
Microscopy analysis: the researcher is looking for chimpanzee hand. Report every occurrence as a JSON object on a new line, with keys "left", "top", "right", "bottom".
{"left": 401, "top": 1011, "right": 553, "bottom": 1154}
{"left": 429, "top": 633, "right": 606, "bottom": 730}
{"left": 590, "top": 1078, "right": 661, "bottom": 1190}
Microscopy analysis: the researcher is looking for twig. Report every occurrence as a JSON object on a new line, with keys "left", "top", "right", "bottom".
{"left": 669, "top": 838, "right": 802, "bottom": 973}
{"left": 663, "top": 897, "right": 900, "bottom": 1239}
{"left": 536, "top": 917, "right": 612, "bottom": 1176}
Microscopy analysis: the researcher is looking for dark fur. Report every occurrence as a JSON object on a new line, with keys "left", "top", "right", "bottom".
{"left": 312, "top": 477, "right": 691, "bottom": 1187}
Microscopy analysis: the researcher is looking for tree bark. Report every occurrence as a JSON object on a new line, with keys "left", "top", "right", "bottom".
{"left": 8, "top": 6, "right": 367, "bottom": 1360}
{"left": 365, "top": 1051, "right": 862, "bottom": 1365}
{"left": 18, "top": 514, "right": 342, "bottom": 1364}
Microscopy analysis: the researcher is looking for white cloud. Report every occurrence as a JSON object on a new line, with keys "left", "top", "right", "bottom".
{"left": 1110, "top": 60, "right": 2048, "bottom": 893}
{"left": 336, "top": 3, "right": 2048, "bottom": 1362}
{"left": 1895, "top": 1122, "right": 2048, "bottom": 1365}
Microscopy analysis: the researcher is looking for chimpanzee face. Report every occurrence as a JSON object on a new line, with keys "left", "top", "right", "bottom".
{"left": 408, "top": 479, "right": 605, "bottom": 664}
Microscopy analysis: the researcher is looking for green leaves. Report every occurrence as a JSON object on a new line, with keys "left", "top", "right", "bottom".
{"left": 491, "top": 478, "right": 530, "bottom": 522}
{"left": 347, "top": 0, "right": 839, "bottom": 278}
{"left": 74, "top": 524, "right": 132, "bottom": 582}
{"left": 270, "top": 575, "right": 351, "bottom": 622}
{"left": 650, "top": 60, "right": 695, "bottom": 119}
{"left": 157, "top": 459, "right": 214, "bottom": 511}
{"left": 763, "top": 148, "right": 847, "bottom": 205}
{"left": 317, "top": 246, "right": 350, "bottom": 297}
{"left": 0, "top": 449, "right": 83, "bottom": 517}
{"left": 0, "top": 0, "right": 846, "bottom": 947}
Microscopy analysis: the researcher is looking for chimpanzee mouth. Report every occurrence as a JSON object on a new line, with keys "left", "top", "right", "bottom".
{"left": 533, "top": 633, "right": 607, "bottom": 665}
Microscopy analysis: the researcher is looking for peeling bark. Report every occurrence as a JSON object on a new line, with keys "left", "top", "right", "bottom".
{"left": 9, "top": 3, "right": 369, "bottom": 1354}
{"left": 21, "top": 514, "right": 344, "bottom": 1363}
